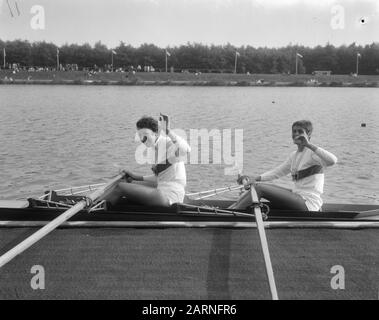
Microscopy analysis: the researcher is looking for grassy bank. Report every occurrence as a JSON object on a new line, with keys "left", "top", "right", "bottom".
{"left": 1, "top": 70, "right": 379, "bottom": 87}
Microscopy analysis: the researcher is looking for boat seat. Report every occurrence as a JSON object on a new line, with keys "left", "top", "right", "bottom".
{"left": 0, "top": 200, "right": 30, "bottom": 209}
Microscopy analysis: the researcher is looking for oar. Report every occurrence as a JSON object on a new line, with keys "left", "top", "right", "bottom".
{"left": 186, "top": 185, "right": 241, "bottom": 197}
{"left": 187, "top": 185, "right": 244, "bottom": 200}
{"left": 250, "top": 186, "right": 279, "bottom": 300}
{"left": 0, "top": 172, "right": 126, "bottom": 269}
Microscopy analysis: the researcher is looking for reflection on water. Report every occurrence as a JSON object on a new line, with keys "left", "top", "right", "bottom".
{"left": 0, "top": 85, "right": 378, "bottom": 204}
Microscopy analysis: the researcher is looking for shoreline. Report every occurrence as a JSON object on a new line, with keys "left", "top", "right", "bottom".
{"left": 1, "top": 79, "right": 378, "bottom": 87}
{"left": 1, "top": 71, "right": 378, "bottom": 87}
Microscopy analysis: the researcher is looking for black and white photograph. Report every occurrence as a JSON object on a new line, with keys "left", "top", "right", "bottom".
{"left": 0, "top": 0, "right": 378, "bottom": 302}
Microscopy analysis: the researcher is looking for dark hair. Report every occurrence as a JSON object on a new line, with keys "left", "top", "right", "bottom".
{"left": 136, "top": 116, "right": 158, "bottom": 133}
{"left": 292, "top": 120, "right": 313, "bottom": 135}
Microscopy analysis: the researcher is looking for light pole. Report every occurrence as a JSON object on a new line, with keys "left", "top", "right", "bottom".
{"left": 56, "top": 48, "right": 60, "bottom": 70}
{"left": 234, "top": 51, "right": 240, "bottom": 74}
{"left": 356, "top": 53, "right": 361, "bottom": 76}
{"left": 165, "top": 50, "right": 171, "bottom": 73}
{"left": 111, "top": 50, "right": 117, "bottom": 72}
{"left": 296, "top": 53, "right": 303, "bottom": 75}
{"left": 3, "top": 48, "right": 6, "bottom": 69}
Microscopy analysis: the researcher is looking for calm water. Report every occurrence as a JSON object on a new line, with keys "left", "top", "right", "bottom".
{"left": 1, "top": 85, "right": 378, "bottom": 204}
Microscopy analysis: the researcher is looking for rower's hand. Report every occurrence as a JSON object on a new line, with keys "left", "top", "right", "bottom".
{"left": 120, "top": 170, "right": 135, "bottom": 183}
{"left": 159, "top": 113, "right": 170, "bottom": 134}
{"left": 293, "top": 133, "right": 310, "bottom": 147}
{"left": 243, "top": 180, "right": 259, "bottom": 190}
{"left": 237, "top": 174, "right": 250, "bottom": 185}
{"left": 238, "top": 175, "right": 261, "bottom": 190}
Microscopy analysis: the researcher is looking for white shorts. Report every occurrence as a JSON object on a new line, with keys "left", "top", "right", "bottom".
{"left": 157, "top": 182, "right": 185, "bottom": 205}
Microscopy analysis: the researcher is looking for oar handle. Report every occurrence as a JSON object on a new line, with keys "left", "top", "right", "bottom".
{"left": 0, "top": 172, "right": 126, "bottom": 269}
{"left": 88, "top": 172, "right": 126, "bottom": 203}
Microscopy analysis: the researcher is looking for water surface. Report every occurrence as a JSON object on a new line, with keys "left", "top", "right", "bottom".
{"left": 1, "top": 85, "right": 378, "bottom": 204}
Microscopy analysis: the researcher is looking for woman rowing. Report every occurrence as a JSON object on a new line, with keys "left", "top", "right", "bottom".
{"left": 230, "top": 120, "right": 337, "bottom": 211}
{"left": 107, "top": 114, "right": 191, "bottom": 207}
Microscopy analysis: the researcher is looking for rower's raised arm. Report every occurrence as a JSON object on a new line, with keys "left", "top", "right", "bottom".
{"left": 168, "top": 130, "right": 191, "bottom": 153}
{"left": 312, "top": 147, "right": 338, "bottom": 167}
{"left": 260, "top": 157, "right": 292, "bottom": 181}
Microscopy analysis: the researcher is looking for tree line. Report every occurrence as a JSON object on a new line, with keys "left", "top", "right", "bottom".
{"left": 1, "top": 39, "right": 378, "bottom": 75}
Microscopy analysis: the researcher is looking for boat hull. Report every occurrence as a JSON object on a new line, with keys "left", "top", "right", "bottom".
{"left": 0, "top": 199, "right": 378, "bottom": 228}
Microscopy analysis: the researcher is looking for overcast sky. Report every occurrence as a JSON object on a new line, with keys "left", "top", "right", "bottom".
{"left": 0, "top": 0, "right": 378, "bottom": 48}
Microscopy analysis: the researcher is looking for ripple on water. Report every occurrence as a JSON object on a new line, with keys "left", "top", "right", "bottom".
{"left": 356, "top": 176, "right": 371, "bottom": 180}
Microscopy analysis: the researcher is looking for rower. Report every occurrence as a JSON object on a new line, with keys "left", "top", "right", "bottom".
{"left": 106, "top": 114, "right": 191, "bottom": 207}
{"left": 229, "top": 120, "right": 338, "bottom": 211}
